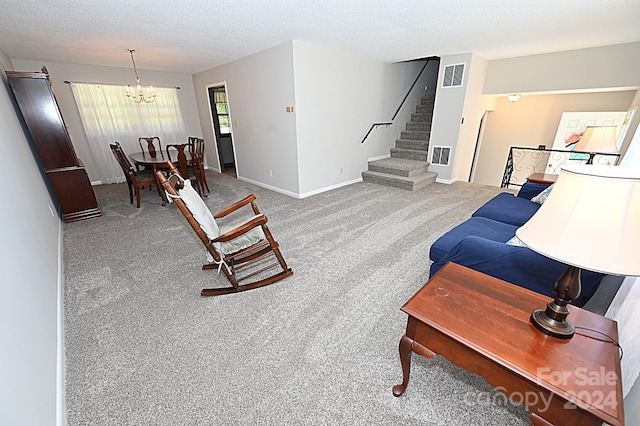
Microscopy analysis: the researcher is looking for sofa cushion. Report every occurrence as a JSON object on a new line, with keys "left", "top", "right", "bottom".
{"left": 429, "top": 217, "right": 518, "bottom": 263}
{"left": 429, "top": 235, "right": 605, "bottom": 307}
{"left": 471, "top": 192, "right": 541, "bottom": 226}
{"left": 517, "top": 181, "right": 552, "bottom": 200}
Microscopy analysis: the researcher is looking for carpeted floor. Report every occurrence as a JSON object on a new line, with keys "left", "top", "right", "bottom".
{"left": 63, "top": 171, "right": 531, "bottom": 425}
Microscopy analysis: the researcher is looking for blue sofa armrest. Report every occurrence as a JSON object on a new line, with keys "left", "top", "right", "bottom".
{"left": 517, "top": 181, "right": 552, "bottom": 200}
{"left": 429, "top": 235, "right": 604, "bottom": 307}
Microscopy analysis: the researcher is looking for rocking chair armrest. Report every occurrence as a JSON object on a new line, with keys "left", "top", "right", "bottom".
{"left": 214, "top": 194, "right": 258, "bottom": 218}
{"left": 212, "top": 214, "right": 267, "bottom": 243}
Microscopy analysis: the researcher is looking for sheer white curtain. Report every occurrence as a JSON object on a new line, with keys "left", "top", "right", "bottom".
{"left": 70, "top": 83, "right": 187, "bottom": 184}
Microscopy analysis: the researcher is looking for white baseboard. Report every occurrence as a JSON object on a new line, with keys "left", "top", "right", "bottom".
{"left": 367, "top": 153, "right": 391, "bottom": 162}
{"left": 56, "top": 217, "right": 65, "bottom": 426}
{"left": 435, "top": 177, "right": 458, "bottom": 185}
{"left": 297, "top": 178, "right": 363, "bottom": 199}
{"left": 236, "top": 177, "right": 300, "bottom": 198}
{"left": 237, "top": 176, "right": 363, "bottom": 199}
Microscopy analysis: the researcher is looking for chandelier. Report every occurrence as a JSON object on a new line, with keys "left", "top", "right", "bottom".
{"left": 125, "top": 49, "right": 156, "bottom": 104}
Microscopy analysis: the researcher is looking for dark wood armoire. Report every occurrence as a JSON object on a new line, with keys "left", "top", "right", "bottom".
{"left": 7, "top": 68, "right": 101, "bottom": 222}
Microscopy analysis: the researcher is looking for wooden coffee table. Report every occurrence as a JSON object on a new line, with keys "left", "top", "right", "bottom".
{"left": 392, "top": 262, "right": 623, "bottom": 426}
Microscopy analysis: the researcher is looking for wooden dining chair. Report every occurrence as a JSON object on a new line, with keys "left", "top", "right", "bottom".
{"left": 109, "top": 142, "right": 158, "bottom": 207}
{"left": 165, "top": 142, "right": 204, "bottom": 196}
{"left": 138, "top": 137, "right": 162, "bottom": 158}
{"left": 155, "top": 163, "right": 293, "bottom": 296}
{"left": 188, "top": 137, "right": 210, "bottom": 194}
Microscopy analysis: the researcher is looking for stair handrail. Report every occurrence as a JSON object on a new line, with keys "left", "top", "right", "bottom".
{"left": 360, "top": 122, "right": 393, "bottom": 144}
{"left": 361, "top": 56, "right": 439, "bottom": 144}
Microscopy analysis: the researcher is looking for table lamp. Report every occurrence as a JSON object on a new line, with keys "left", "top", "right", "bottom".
{"left": 573, "top": 126, "right": 619, "bottom": 165}
{"left": 516, "top": 165, "right": 640, "bottom": 339}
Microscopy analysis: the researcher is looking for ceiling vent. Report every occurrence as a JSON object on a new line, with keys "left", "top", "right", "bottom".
{"left": 431, "top": 146, "right": 451, "bottom": 166}
{"left": 442, "top": 63, "right": 464, "bottom": 87}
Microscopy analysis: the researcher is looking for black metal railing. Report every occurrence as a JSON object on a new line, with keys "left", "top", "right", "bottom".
{"left": 501, "top": 146, "right": 621, "bottom": 188}
{"left": 361, "top": 56, "right": 439, "bottom": 144}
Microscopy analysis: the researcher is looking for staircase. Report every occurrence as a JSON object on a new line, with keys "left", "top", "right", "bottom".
{"left": 362, "top": 90, "right": 438, "bottom": 190}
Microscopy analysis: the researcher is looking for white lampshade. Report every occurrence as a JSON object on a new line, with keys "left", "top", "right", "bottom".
{"left": 573, "top": 126, "right": 618, "bottom": 154}
{"left": 516, "top": 165, "right": 640, "bottom": 276}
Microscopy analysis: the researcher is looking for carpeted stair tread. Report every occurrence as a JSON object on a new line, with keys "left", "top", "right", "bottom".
{"left": 395, "top": 139, "right": 429, "bottom": 151}
{"left": 367, "top": 157, "right": 430, "bottom": 177}
{"left": 363, "top": 88, "right": 437, "bottom": 190}
{"left": 400, "top": 130, "right": 430, "bottom": 140}
{"left": 411, "top": 112, "right": 433, "bottom": 122}
{"left": 362, "top": 169, "right": 437, "bottom": 190}
{"left": 406, "top": 122, "right": 431, "bottom": 131}
{"left": 390, "top": 148, "right": 429, "bottom": 161}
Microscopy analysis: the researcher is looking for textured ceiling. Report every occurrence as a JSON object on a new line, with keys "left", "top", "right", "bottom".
{"left": 1, "top": 0, "right": 639, "bottom": 74}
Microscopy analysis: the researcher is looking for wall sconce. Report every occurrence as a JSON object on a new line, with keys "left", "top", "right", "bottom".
{"left": 508, "top": 94, "right": 521, "bottom": 103}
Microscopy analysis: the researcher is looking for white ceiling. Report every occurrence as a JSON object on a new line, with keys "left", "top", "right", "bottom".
{"left": 2, "top": 0, "right": 640, "bottom": 75}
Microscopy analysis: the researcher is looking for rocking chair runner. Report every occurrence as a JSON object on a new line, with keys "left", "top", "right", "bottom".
{"left": 155, "top": 164, "right": 293, "bottom": 296}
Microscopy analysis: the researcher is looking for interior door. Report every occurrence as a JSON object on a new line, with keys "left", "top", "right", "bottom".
{"left": 208, "top": 85, "right": 235, "bottom": 175}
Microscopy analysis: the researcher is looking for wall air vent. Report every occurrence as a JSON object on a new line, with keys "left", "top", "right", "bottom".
{"left": 431, "top": 146, "right": 451, "bottom": 166}
{"left": 442, "top": 63, "right": 464, "bottom": 87}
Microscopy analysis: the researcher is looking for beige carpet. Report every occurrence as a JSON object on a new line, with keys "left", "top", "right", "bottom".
{"left": 63, "top": 171, "right": 530, "bottom": 425}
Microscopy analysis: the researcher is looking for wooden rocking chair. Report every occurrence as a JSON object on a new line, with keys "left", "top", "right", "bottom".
{"left": 156, "top": 164, "right": 293, "bottom": 296}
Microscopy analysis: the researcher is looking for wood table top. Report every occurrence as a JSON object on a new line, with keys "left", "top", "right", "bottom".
{"left": 526, "top": 172, "right": 558, "bottom": 184}
{"left": 129, "top": 151, "right": 192, "bottom": 166}
{"left": 401, "top": 262, "right": 623, "bottom": 425}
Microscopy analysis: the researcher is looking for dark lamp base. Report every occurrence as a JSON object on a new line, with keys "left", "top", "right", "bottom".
{"left": 530, "top": 264, "right": 582, "bottom": 339}
{"left": 530, "top": 309, "right": 575, "bottom": 339}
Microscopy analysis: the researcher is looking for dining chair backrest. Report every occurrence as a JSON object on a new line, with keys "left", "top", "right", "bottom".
{"left": 110, "top": 141, "right": 135, "bottom": 179}
{"left": 110, "top": 141, "right": 158, "bottom": 207}
{"left": 165, "top": 143, "right": 191, "bottom": 180}
{"left": 139, "top": 137, "right": 162, "bottom": 158}
{"left": 194, "top": 137, "right": 205, "bottom": 160}
{"left": 187, "top": 137, "right": 209, "bottom": 194}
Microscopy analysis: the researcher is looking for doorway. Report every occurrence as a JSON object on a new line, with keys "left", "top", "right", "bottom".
{"left": 208, "top": 85, "right": 236, "bottom": 177}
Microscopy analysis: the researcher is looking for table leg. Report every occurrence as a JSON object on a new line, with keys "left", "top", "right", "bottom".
{"left": 392, "top": 334, "right": 414, "bottom": 397}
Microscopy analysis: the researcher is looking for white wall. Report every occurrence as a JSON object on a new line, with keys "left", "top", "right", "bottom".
{"left": 0, "top": 50, "right": 62, "bottom": 426}
{"left": 193, "top": 40, "right": 435, "bottom": 197}
{"left": 483, "top": 42, "right": 640, "bottom": 95}
{"left": 12, "top": 59, "right": 202, "bottom": 184}
{"left": 428, "top": 54, "right": 471, "bottom": 183}
{"left": 292, "top": 41, "right": 433, "bottom": 195}
{"left": 451, "top": 54, "right": 494, "bottom": 183}
{"left": 192, "top": 42, "right": 300, "bottom": 195}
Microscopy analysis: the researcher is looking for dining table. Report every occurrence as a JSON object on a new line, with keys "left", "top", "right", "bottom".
{"left": 129, "top": 150, "right": 193, "bottom": 206}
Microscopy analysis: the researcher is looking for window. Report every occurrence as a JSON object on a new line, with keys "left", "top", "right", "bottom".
{"left": 213, "top": 88, "right": 231, "bottom": 134}
{"left": 70, "top": 83, "right": 187, "bottom": 184}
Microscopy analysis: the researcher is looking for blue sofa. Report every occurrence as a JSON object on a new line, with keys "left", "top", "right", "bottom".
{"left": 429, "top": 182, "right": 606, "bottom": 307}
